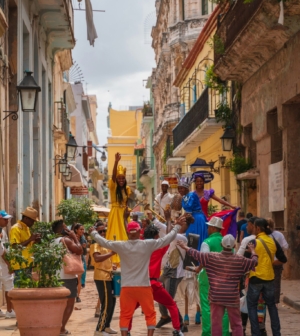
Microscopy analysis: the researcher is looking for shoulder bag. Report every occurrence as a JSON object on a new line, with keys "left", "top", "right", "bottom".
{"left": 258, "top": 237, "right": 287, "bottom": 264}
{"left": 62, "top": 238, "right": 84, "bottom": 275}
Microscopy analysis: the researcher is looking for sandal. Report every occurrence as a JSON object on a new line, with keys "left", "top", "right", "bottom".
{"left": 60, "top": 330, "right": 71, "bottom": 335}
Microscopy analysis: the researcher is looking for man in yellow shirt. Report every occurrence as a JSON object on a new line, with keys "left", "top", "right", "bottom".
{"left": 9, "top": 207, "right": 40, "bottom": 285}
{"left": 247, "top": 218, "right": 281, "bottom": 336}
{"left": 92, "top": 221, "right": 117, "bottom": 336}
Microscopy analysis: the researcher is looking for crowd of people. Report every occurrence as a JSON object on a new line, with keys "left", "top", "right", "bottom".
{"left": 0, "top": 152, "right": 289, "bottom": 336}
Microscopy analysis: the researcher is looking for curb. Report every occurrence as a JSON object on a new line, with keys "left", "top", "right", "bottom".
{"left": 283, "top": 295, "right": 300, "bottom": 312}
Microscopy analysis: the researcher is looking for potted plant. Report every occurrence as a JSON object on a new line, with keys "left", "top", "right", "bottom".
{"left": 5, "top": 222, "right": 69, "bottom": 336}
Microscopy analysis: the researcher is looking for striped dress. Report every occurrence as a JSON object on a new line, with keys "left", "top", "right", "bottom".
{"left": 187, "top": 249, "right": 258, "bottom": 307}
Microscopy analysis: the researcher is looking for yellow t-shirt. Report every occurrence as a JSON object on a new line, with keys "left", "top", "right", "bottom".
{"left": 93, "top": 243, "right": 113, "bottom": 281}
{"left": 109, "top": 178, "right": 131, "bottom": 207}
{"left": 9, "top": 221, "right": 33, "bottom": 270}
{"left": 250, "top": 232, "right": 276, "bottom": 281}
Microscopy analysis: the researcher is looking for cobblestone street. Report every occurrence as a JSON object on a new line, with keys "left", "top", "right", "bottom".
{"left": 1, "top": 271, "right": 299, "bottom": 336}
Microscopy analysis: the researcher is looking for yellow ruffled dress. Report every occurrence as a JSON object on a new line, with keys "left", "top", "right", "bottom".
{"left": 106, "top": 178, "right": 131, "bottom": 263}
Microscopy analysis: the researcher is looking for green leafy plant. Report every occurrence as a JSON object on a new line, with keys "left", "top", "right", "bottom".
{"left": 226, "top": 155, "right": 252, "bottom": 175}
{"left": 215, "top": 103, "right": 233, "bottom": 128}
{"left": 208, "top": 204, "right": 219, "bottom": 217}
{"left": 56, "top": 197, "right": 97, "bottom": 228}
{"left": 5, "top": 222, "right": 66, "bottom": 288}
{"left": 208, "top": 35, "right": 225, "bottom": 55}
{"left": 204, "top": 65, "right": 228, "bottom": 95}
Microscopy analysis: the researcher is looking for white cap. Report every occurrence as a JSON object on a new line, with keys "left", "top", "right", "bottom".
{"left": 161, "top": 180, "right": 170, "bottom": 186}
{"left": 206, "top": 217, "right": 224, "bottom": 229}
{"left": 222, "top": 234, "right": 236, "bottom": 249}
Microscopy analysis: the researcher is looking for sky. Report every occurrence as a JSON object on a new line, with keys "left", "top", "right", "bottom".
{"left": 72, "top": 0, "right": 156, "bottom": 148}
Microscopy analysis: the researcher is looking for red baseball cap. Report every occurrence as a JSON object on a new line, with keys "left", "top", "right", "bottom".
{"left": 127, "top": 221, "right": 141, "bottom": 233}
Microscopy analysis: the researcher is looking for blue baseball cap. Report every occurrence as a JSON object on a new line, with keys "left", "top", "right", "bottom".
{"left": 0, "top": 210, "right": 12, "bottom": 219}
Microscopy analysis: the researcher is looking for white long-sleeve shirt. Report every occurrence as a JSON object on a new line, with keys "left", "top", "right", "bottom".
{"left": 153, "top": 218, "right": 187, "bottom": 278}
{"left": 91, "top": 225, "right": 180, "bottom": 287}
{"left": 154, "top": 192, "right": 173, "bottom": 216}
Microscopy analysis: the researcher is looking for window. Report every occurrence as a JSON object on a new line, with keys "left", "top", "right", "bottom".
{"left": 202, "top": 0, "right": 208, "bottom": 15}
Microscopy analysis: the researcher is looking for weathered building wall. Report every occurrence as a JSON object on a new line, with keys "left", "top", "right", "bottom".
{"left": 241, "top": 30, "right": 300, "bottom": 278}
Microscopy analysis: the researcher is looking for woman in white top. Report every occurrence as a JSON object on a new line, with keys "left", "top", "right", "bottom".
{"left": 52, "top": 220, "right": 83, "bottom": 336}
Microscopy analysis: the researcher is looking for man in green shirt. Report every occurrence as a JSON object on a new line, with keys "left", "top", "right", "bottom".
{"left": 198, "top": 217, "right": 230, "bottom": 336}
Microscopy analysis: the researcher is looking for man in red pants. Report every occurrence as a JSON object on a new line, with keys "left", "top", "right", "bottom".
{"left": 128, "top": 222, "right": 183, "bottom": 336}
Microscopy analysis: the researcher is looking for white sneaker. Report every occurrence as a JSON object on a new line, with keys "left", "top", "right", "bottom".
{"left": 104, "top": 328, "right": 117, "bottom": 334}
{"left": 5, "top": 310, "right": 16, "bottom": 319}
{"left": 0, "top": 309, "right": 5, "bottom": 317}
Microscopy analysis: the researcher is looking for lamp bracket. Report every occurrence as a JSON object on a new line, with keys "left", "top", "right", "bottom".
{"left": 3, "top": 110, "right": 19, "bottom": 120}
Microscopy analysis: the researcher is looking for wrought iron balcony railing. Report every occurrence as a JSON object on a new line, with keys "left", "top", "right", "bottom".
{"left": 173, "top": 87, "right": 209, "bottom": 150}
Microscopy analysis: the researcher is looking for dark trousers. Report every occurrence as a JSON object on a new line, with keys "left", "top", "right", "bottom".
{"left": 94, "top": 280, "right": 116, "bottom": 331}
{"left": 247, "top": 281, "right": 281, "bottom": 336}
{"left": 159, "top": 274, "right": 183, "bottom": 326}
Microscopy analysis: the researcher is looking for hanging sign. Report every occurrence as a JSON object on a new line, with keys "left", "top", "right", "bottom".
{"left": 70, "top": 186, "right": 89, "bottom": 195}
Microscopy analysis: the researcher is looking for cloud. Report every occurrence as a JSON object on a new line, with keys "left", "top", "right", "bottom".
{"left": 72, "top": 0, "right": 156, "bottom": 147}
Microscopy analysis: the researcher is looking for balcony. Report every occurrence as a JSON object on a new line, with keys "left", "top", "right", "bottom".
{"left": 53, "top": 109, "right": 69, "bottom": 144}
{"left": 142, "top": 103, "right": 153, "bottom": 124}
{"left": 214, "top": 0, "right": 300, "bottom": 83}
{"left": 173, "top": 88, "right": 222, "bottom": 157}
{"left": 139, "top": 158, "right": 154, "bottom": 178}
{"left": 38, "top": 0, "right": 75, "bottom": 53}
{"left": 162, "top": 103, "right": 180, "bottom": 130}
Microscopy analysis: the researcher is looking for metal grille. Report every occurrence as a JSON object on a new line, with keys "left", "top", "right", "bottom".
{"left": 215, "top": 0, "right": 262, "bottom": 64}
{"left": 173, "top": 87, "right": 209, "bottom": 150}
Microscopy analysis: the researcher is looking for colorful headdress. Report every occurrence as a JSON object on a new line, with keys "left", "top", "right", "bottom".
{"left": 117, "top": 165, "right": 126, "bottom": 177}
{"left": 176, "top": 173, "right": 193, "bottom": 189}
{"left": 192, "top": 170, "right": 214, "bottom": 184}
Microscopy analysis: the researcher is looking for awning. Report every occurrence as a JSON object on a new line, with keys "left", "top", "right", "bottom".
{"left": 92, "top": 204, "right": 110, "bottom": 217}
{"left": 63, "top": 164, "right": 84, "bottom": 187}
{"left": 190, "top": 158, "right": 212, "bottom": 168}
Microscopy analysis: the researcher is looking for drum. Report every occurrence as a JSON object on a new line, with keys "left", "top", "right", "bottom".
{"left": 171, "top": 193, "right": 182, "bottom": 211}
{"left": 183, "top": 233, "right": 200, "bottom": 269}
{"left": 112, "top": 271, "right": 121, "bottom": 297}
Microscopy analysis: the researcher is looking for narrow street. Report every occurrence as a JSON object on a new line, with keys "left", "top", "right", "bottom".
{"left": 1, "top": 271, "right": 299, "bottom": 336}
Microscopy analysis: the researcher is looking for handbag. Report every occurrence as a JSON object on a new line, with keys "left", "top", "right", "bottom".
{"left": 240, "top": 290, "right": 248, "bottom": 314}
{"left": 62, "top": 238, "right": 84, "bottom": 275}
{"left": 258, "top": 237, "right": 287, "bottom": 264}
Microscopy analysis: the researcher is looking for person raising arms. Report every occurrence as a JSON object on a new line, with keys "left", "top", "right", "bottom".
{"left": 106, "top": 152, "right": 131, "bottom": 264}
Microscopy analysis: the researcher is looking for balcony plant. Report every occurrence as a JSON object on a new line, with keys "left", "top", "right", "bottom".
{"left": 226, "top": 154, "right": 252, "bottom": 175}
{"left": 5, "top": 221, "right": 70, "bottom": 336}
{"left": 204, "top": 65, "right": 228, "bottom": 95}
{"left": 215, "top": 102, "right": 233, "bottom": 128}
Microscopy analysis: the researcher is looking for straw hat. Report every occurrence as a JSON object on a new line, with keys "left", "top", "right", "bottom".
{"left": 206, "top": 217, "right": 224, "bottom": 229}
{"left": 21, "top": 207, "right": 39, "bottom": 221}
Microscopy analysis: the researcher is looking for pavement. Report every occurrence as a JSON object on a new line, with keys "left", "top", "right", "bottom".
{"left": 1, "top": 271, "right": 300, "bottom": 336}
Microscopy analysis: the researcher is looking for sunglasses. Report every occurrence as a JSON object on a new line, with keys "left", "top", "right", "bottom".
{"left": 98, "top": 230, "right": 107, "bottom": 234}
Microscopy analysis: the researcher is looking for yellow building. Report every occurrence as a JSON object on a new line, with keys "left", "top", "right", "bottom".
{"left": 171, "top": 7, "right": 239, "bottom": 212}
{"left": 106, "top": 105, "right": 143, "bottom": 194}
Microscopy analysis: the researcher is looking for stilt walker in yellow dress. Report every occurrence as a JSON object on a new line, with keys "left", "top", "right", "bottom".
{"left": 106, "top": 153, "right": 131, "bottom": 264}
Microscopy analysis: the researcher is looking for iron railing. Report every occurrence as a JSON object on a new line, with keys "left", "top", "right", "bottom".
{"left": 173, "top": 87, "right": 209, "bottom": 150}
{"left": 215, "top": 0, "right": 262, "bottom": 64}
{"left": 139, "top": 158, "right": 152, "bottom": 178}
{"left": 61, "top": 111, "right": 70, "bottom": 140}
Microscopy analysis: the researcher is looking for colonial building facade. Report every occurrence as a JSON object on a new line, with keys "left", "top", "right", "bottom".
{"left": 151, "top": 0, "right": 216, "bottom": 190}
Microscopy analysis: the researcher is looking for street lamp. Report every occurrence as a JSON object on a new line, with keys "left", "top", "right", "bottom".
{"left": 219, "top": 154, "right": 227, "bottom": 167}
{"left": 220, "top": 127, "right": 235, "bottom": 152}
{"left": 65, "top": 172, "right": 72, "bottom": 181}
{"left": 66, "top": 135, "right": 78, "bottom": 159}
{"left": 17, "top": 71, "right": 41, "bottom": 112}
{"left": 62, "top": 165, "right": 70, "bottom": 176}
{"left": 58, "top": 156, "right": 68, "bottom": 174}
{"left": 101, "top": 151, "right": 107, "bottom": 162}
